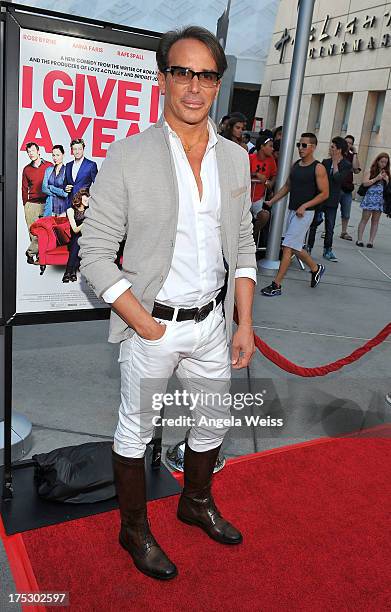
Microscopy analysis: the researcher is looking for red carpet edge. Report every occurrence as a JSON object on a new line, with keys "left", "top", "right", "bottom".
{"left": 0, "top": 519, "right": 43, "bottom": 612}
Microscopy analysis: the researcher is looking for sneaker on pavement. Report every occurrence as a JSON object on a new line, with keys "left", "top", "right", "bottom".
{"left": 310, "top": 264, "right": 325, "bottom": 288}
{"left": 386, "top": 393, "right": 391, "bottom": 406}
{"left": 261, "top": 281, "right": 282, "bottom": 297}
{"left": 323, "top": 249, "right": 338, "bottom": 262}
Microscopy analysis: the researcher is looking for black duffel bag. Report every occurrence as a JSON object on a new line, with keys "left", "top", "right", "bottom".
{"left": 32, "top": 441, "right": 116, "bottom": 504}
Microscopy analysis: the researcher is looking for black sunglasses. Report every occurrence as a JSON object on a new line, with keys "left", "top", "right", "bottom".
{"left": 164, "top": 66, "right": 221, "bottom": 88}
{"left": 296, "top": 142, "right": 310, "bottom": 149}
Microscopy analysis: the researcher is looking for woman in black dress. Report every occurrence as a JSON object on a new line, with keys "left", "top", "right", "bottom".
{"left": 62, "top": 188, "right": 89, "bottom": 283}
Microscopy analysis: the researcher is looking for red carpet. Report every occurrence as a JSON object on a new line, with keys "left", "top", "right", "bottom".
{"left": 4, "top": 432, "right": 391, "bottom": 611}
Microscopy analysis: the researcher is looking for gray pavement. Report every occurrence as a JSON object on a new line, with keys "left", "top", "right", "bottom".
{"left": 9, "top": 202, "right": 391, "bottom": 461}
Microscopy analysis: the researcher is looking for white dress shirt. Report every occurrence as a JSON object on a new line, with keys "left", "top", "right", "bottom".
{"left": 72, "top": 157, "right": 83, "bottom": 181}
{"left": 102, "top": 119, "right": 256, "bottom": 305}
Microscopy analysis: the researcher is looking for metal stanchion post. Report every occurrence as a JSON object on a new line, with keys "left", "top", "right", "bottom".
{"left": 260, "top": 0, "right": 316, "bottom": 270}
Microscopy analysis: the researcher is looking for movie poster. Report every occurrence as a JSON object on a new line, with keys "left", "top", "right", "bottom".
{"left": 16, "top": 28, "right": 162, "bottom": 313}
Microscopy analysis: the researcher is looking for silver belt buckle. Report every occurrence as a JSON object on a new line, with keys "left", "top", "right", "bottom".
{"left": 194, "top": 304, "right": 210, "bottom": 323}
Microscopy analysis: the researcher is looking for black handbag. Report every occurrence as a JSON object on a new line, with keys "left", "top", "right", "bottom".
{"left": 32, "top": 441, "right": 116, "bottom": 503}
{"left": 357, "top": 183, "right": 368, "bottom": 197}
{"left": 383, "top": 181, "right": 391, "bottom": 216}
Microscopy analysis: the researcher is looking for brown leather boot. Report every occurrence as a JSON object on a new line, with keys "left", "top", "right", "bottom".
{"left": 112, "top": 450, "right": 177, "bottom": 580}
{"left": 177, "top": 444, "right": 243, "bottom": 545}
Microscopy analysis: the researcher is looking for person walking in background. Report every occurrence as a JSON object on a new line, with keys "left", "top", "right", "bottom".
{"left": 272, "top": 125, "right": 283, "bottom": 143}
{"left": 21, "top": 142, "right": 52, "bottom": 265}
{"left": 218, "top": 114, "right": 230, "bottom": 134}
{"left": 42, "top": 145, "right": 68, "bottom": 217}
{"left": 261, "top": 133, "right": 328, "bottom": 297}
{"left": 222, "top": 116, "right": 247, "bottom": 149}
{"left": 243, "top": 132, "right": 255, "bottom": 154}
{"left": 339, "top": 135, "right": 361, "bottom": 241}
{"left": 249, "top": 132, "right": 277, "bottom": 246}
{"left": 65, "top": 138, "right": 98, "bottom": 207}
{"left": 307, "top": 137, "right": 352, "bottom": 262}
{"left": 218, "top": 112, "right": 247, "bottom": 137}
{"left": 356, "top": 152, "right": 390, "bottom": 248}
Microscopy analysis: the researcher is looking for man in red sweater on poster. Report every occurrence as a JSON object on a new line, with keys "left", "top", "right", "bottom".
{"left": 21, "top": 141, "right": 52, "bottom": 264}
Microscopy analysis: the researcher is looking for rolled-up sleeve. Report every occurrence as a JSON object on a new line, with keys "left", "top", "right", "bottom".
{"left": 235, "top": 268, "right": 257, "bottom": 284}
{"left": 102, "top": 278, "right": 132, "bottom": 304}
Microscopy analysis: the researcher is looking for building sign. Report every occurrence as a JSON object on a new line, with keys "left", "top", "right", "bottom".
{"left": 275, "top": 10, "right": 391, "bottom": 62}
{"left": 275, "top": 28, "right": 291, "bottom": 63}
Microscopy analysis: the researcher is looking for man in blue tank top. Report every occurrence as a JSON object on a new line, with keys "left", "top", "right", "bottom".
{"left": 261, "top": 133, "right": 329, "bottom": 296}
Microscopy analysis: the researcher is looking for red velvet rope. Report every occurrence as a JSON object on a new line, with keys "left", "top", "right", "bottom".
{"left": 253, "top": 323, "right": 391, "bottom": 377}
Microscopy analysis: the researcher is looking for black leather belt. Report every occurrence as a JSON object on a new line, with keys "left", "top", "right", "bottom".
{"left": 152, "top": 288, "right": 224, "bottom": 323}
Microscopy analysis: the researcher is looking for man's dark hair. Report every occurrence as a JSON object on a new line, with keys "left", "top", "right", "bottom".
{"left": 52, "top": 144, "right": 65, "bottom": 154}
{"left": 259, "top": 128, "right": 273, "bottom": 139}
{"left": 332, "top": 136, "right": 348, "bottom": 155}
{"left": 156, "top": 26, "right": 227, "bottom": 76}
{"left": 256, "top": 133, "right": 273, "bottom": 151}
{"left": 345, "top": 134, "right": 355, "bottom": 143}
{"left": 301, "top": 132, "right": 318, "bottom": 145}
{"left": 243, "top": 132, "right": 251, "bottom": 142}
{"left": 26, "top": 142, "right": 39, "bottom": 151}
{"left": 70, "top": 138, "right": 85, "bottom": 148}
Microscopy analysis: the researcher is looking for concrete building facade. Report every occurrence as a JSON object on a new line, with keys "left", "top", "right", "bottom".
{"left": 257, "top": 0, "right": 391, "bottom": 175}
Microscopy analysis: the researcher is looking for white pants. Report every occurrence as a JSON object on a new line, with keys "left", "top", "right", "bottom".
{"left": 114, "top": 303, "right": 232, "bottom": 458}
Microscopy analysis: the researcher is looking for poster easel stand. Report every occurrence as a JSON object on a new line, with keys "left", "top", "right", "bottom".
{"left": 0, "top": 2, "right": 181, "bottom": 535}
{"left": 1, "top": 325, "right": 13, "bottom": 500}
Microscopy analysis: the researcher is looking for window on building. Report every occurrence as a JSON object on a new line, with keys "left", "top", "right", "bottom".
{"left": 372, "top": 91, "right": 385, "bottom": 133}
{"left": 308, "top": 94, "right": 324, "bottom": 132}
{"left": 315, "top": 95, "right": 324, "bottom": 130}
{"left": 231, "top": 84, "right": 261, "bottom": 130}
{"left": 341, "top": 94, "right": 352, "bottom": 133}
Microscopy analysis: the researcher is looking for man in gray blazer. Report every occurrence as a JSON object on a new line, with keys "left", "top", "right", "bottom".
{"left": 79, "top": 26, "right": 256, "bottom": 581}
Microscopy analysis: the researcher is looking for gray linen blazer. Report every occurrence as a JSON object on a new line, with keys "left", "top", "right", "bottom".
{"left": 79, "top": 116, "right": 256, "bottom": 344}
